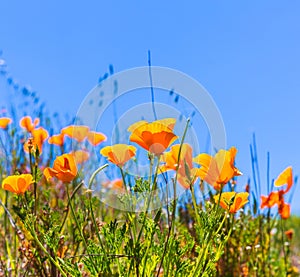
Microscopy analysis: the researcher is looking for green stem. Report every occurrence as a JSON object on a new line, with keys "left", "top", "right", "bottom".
{"left": 33, "top": 155, "right": 39, "bottom": 216}
{"left": 190, "top": 184, "right": 201, "bottom": 229}
{"left": 267, "top": 208, "right": 271, "bottom": 276}
{"left": 86, "top": 164, "right": 108, "bottom": 247}
{"left": 88, "top": 164, "right": 109, "bottom": 190}
{"left": 259, "top": 215, "right": 265, "bottom": 275}
{"left": 25, "top": 218, "right": 67, "bottom": 277}
{"left": 141, "top": 217, "right": 159, "bottom": 277}
{"left": 88, "top": 193, "right": 113, "bottom": 275}
{"left": 192, "top": 210, "right": 228, "bottom": 276}
{"left": 86, "top": 164, "right": 110, "bottom": 272}
{"left": 28, "top": 149, "right": 37, "bottom": 215}
{"left": 213, "top": 186, "right": 224, "bottom": 215}
{"left": 137, "top": 155, "right": 161, "bottom": 242}
{"left": 67, "top": 186, "right": 98, "bottom": 274}
{"left": 280, "top": 217, "right": 288, "bottom": 274}
{"left": 131, "top": 155, "right": 160, "bottom": 277}
{"left": 119, "top": 166, "right": 138, "bottom": 245}
{"left": 164, "top": 118, "right": 191, "bottom": 277}
{"left": 215, "top": 211, "right": 228, "bottom": 235}
{"left": 206, "top": 213, "right": 234, "bottom": 274}
{"left": 119, "top": 166, "right": 129, "bottom": 193}
{"left": 4, "top": 191, "right": 8, "bottom": 257}
{"left": 59, "top": 181, "right": 84, "bottom": 233}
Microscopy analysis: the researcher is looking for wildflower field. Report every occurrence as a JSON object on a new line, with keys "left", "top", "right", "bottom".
{"left": 0, "top": 72, "right": 299, "bottom": 277}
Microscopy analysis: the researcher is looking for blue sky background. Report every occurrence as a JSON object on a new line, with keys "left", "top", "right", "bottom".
{"left": 0, "top": 1, "right": 299, "bottom": 213}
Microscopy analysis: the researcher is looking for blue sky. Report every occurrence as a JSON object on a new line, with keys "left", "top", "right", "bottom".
{"left": 0, "top": 1, "right": 300, "bottom": 213}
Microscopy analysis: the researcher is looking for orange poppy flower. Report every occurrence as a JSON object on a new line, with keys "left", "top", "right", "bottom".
{"left": 2, "top": 174, "right": 34, "bottom": 194}
{"left": 176, "top": 170, "right": 200, "bottom": 189}
{"left": 44, "top": 153, "right": 78, "bottom": 183}
{"left": 87, "top": 131, "right": 106, "bottom": 146}
{"left": 71, "top": 150, "right": 90, "bottom": 164}
{"left": 127, "top": 120, "right": 148, "bottom": 133}
{"left": 261, "top": 167, "right": 293, "bottom": 219}
{"left": 23, "top": 127, "right": 49, "bottom": 154}
{"left": 161, "top": 143, "right": 198, "bottom": 188}
{"left": 285, "top": 229, "right": 294, "bottom": 240}
{"left": 111, "top": 179, "right": 123, "bottom": 190}
{"left": 20, "top": 116, "right": 40, "bottom": 132}
{"left": 214, "top": 192, "right": 249, "bottom": 213}
{"left": 274, "top": 166, "right": 293, "bottom": 193}
{"left": 260, "top": 190, "right": 290, "bottom": 219}
{"left": 0, "top": 117, "right": 12, "bottom": 129}
{"left": 260, "top": 191, "right": 284, "bottom": 209}
{"left": 128, "top": 119, "right": 177, "bottom": 155}
{"left": 32, "top": 127, "right": 49, "bottom": 151}
{"left": 102, "top": 179, "right": 124, "bottom": 191}
{"left": 128, "top": 118, "right": 176, "bottom": 133}
{"left": 48, "top": 133, "right": 65, "bottom": 146}
{"left": 241, "top": 265, "right": 249, "bottom": 277}
{"left": 61, "top": 125, "right": 90, "bottom": 142}
{"left": 193, "top": 147, "right": 242, "bottom": 190}
{"left": 57, "top": 245, "right": 68, "bottom": 259}
{"left": 161, "top": 144, "right": 192, "bottom": 172}
{"left": 155, "top": 118, "right": 176, "bottom": 130}
{"left": 279, "top": 200, "right": 290, "bottom": 219}
{"left": 100, "top": 144, "right": 136, "bottom": 167}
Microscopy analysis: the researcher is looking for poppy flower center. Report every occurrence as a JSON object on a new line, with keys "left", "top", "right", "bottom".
{"left": 149, "top": 143, "right": 166, "bottom": 155}
{"left": 63, "top": 157, "right": 71, "bottom": 170}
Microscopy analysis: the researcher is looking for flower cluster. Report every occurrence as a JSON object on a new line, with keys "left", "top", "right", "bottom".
{"left": 1, "top": 116, "right": 295, "bottom": 218}
{"left": 261, "top": 167, "right": 293, "bottom": 219}
{"left": 0, "top": 112, "right": 297, "bottom": 276}
{"left": 0, "top": 116, "right": 107, "bottom": 192}
{"left": 20, "top": 116, "right": 49, "bottom": 153}
{"left": 99, "top": 118, "right": 249, "bottom": 213}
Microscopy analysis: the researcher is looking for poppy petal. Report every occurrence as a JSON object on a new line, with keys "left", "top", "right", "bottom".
{"left": 87, "top": 131, "right": 107, "bottom": 146}
{"left": 274, "top": 166, "right": 293, "bottom": 194}
{"left": 0, "top": 117, "right": 12, "bottom": 129}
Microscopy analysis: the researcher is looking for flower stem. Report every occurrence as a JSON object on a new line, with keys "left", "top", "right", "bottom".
{"left": 25, "top": 217, "right": 67, "bottom": 277}
{"left": 67, "top": 185, "right": 98, "bottom": 274}
{"left": 280, "top": 217, "right": 288, "bottom": 274}
{"left": 59, "top": 181, "right": 84, "bottom": 233}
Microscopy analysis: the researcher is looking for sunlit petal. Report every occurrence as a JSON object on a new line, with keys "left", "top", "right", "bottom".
{"left": 194, "top": 147, "right": 242, "bottom": 190}
{"left": 2, "top": 174, "right": 34, "bottom": 194}
{"left": 274, "top": 166, "right": 293, "bottom": 193}
{"left": 0, "top": 117, "right": 12, "bottom": 129}
{"left": 87, "top": 131, "right": 107, "bottom": 146}
{"left": 61, "top": 125, "right": 90, "bottom": 142}
{"left": 20, "top": 116, "right": 40, "bottom": 132}
{"left": 44, "top": 154, "right": 78, "bottom": 183}
{"left": 71, "top": 150, "right": 90, "bottom": 164}
{"left": 48, "top": 134, "right": 65, "bottom": 146}
{"left": 100, "top": 144, "right": 136, "bottom": 167}
{"left": 214, "top": 192, "right": 249, "bottom": 213}
{"left": 129, "top": 120, "right": 177, "bottom": 155}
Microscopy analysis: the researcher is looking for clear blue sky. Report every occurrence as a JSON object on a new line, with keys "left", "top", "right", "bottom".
{"left": 0, "top": 1, "right": 299, "bottom": 213}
